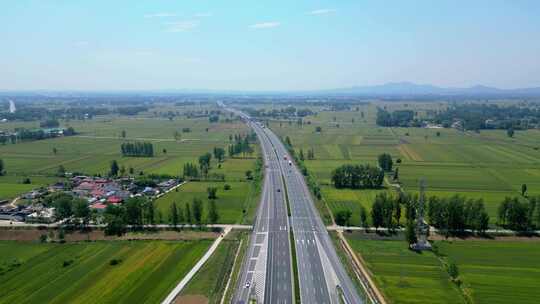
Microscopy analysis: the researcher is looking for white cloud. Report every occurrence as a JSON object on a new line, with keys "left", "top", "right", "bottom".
{"left": 165, "top": 21, "right": 199, "bottom": 32}
{"left": 194, "top": 12, "right": 213, "bottom": 18}
{"left": 145, "top": 12, "right": 177, "bottom": 18}
{"left": 249, "top": 22, "right": 281, "bottom": 29}
{"left": 306, "top": 9, "right": 337, "bottom": 15}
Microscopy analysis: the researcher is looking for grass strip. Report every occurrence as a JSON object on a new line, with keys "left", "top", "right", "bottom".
{"left": 289, "top": 230, "right": 301, "bottom": 304}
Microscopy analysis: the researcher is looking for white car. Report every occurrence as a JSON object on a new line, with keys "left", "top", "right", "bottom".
{"left": 245, "top": 281, "right": 251, "bottom": 288}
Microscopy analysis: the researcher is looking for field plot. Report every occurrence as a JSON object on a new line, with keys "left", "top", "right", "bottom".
{"left": 0, "top": 117, "right": 254, "bottom": 176}
{"left": 0, "top": 110, "right": 258, "bottom": 202}
{"left": 268, "top": 103, "right": 540, "bottom": 225}
{"left": 322, "top": 186, "right": 386, "bottom": 226}
{"left": 347, "top": 236, "right": 464, "bottom": 304}
{"left": 155, "top": 181, "right": 258, "bottom": 224}
{"left": 435, "top": 241, "right": 540, "bottom": 304}
{"left": 0, "top": 240, "right": 212, "bottom": 304}
{"left": 0, "top": 176, "right": 63, "bottom": 200}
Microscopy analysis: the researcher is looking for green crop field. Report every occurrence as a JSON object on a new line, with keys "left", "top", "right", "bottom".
{"left": 0, "top": 105, "right": 259, "bottom": 215}
{"left": 155, "top": 180, "right": 259, "bottom": 224}
{"left": 0, "top": 175, "right": 63, "bottom": 201}
{"left": 0, "top": 240, "right": 212, "bottom": 304}
{"left": 347, "top": 236, "right": 464, "bottom": 304}
{"left": 346, "top": 235, "right": 540, "bottom": 304}
{"left": 266, "top": 103, "right": 540, "bottom": 226}
{"left": 0, "top": 116, "right": 254, "bottom": 177}
{"left": 435, "top": 240, "right": 540, "bottom": 304}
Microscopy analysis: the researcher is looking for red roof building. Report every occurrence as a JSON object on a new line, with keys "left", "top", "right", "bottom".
{"left": 107, "top": 196, "right": 123, "bottom": 204}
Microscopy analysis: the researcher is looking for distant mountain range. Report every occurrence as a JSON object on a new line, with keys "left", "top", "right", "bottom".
{"left": 2, "top": 82, "right": 540, "bottom": 97}
{"left": 315, "top": 82, "right": 540, "bottom": 97}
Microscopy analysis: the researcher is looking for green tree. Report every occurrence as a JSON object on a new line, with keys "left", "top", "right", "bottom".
{"left": 53, "top": 147, "right": 57, "bottom": 155}
{"left": 447, "top": 262, "right": 459, "bottom": 280}
{"left": 371, "top": 198, "right": 384, "bottom": 231}
{"left": 522, "top": 184, "right": 527, "bottom": 196}
{"left": 55, "top": 196, "right": 73, "bottom": 221}
{"left": 185, "top": 202, "right": 192, "bottom": 225}
{"left": 285, "top": 136, "right": 292, "bottom": 147}
{"left": 110, "top": 160, "right": 119, "bottom": 176}
{"left": 192, "top": 198, "right": 203, "bottom": 225}
{"left": 507, "top": 127, "right": 514, "bottom": 138}
{"left": 57, "top": 165, "right": 66, "bottom": 177}
{"left": 213, "top": 147, "right": 226, "bottom": 162}
{"left": 0, "top": 159, "right": 4, "bottom": 176}
{"left": 207, "top": 200, "right": 219, "bottom": 224}
{"left": 335, "top": 210, "right": 352, "bottom": 226}
{"left": 359, "top": 205, "right": 368, "bottom": 230}
{"left": 170, "top": 202, "right": 179, "bottom": 229}
{"left": 405, "top": 221, "right": 417, "bottom": 245}
{"left": 377, "top": 153, "right": 393, "bottom": 171}
{"left": 124, "top": 197, "right": 144, "bottom": 228}
{"left": 245, "top": 170, "right": 253, "bottom": 180}
{"left": 104, "top": 204, "right": 127, "bottom": 236}
{"left": 394, "top": 199, "right": 402, "bottom": 226}
{"left": 207, "top": 187, "right": 218, "bottom": 199}
{"left": 73, "top": 199, "right": 90, "bottom": 229}
{"left": 198, "top": 153, "right": 212, "bottom": 177}
{"left": 145, "top": 200, "right": 155, "bottom": 225}
{"left": 121, "top": 130, "right": 126, "bottom": 138}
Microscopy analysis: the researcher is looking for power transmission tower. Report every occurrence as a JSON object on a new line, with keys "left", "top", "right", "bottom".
{"left": 410, "top": 179, "right": 432, "bottom": 251}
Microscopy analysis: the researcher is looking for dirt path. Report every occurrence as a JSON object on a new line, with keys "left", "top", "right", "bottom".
{"left": 75, "top": 135, "right": 201, "bottom": 142}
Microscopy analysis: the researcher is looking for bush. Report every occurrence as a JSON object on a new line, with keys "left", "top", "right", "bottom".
{"left": 224, "top": 184, "right": 231, "bottom": 190}
{"left": 109, "top": 258, "right": 122, "bottom": 266}
{"left": 63, "top": 259, "right": 74, "bottom": 267}
{"left": 447, "top": 262, "right": 459, "bottom": 279}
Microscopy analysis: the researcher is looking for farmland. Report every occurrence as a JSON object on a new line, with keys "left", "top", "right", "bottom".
{"left": 0, "top": 103, "right": 260, "bottom": 224}
{"left": 155, "top": 180, "right": 260, "bottom": 224}
{"left": 0, "top": 114, "right": 255, "bottom": 177}
{"left": 0, "top": 240, "right": 212, "bottom": 304}
{"left": 345, "top": 234, "right": 540, "bottom": 304}
{"left": 435, "top": 240, "right": 540, "bottom": 304}
{"left": 261, "top": 102, "right": 540, "bottom": 226}
{"left": 346, "top": 235, "right": 464, "bottom": 304}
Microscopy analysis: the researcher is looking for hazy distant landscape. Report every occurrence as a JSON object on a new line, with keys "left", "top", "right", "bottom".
{"left": 2, "top": 1, "right": 540, "bottom": 303}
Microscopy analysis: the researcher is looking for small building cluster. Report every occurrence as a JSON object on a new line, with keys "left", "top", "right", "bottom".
{"left": 0, "top": 175, "right": 181, "bottom": 223}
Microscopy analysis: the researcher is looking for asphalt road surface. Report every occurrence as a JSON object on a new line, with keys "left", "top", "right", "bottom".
{"left": 226, "top": 103, "right": 362, "bottom": 304}
{"left": 232, "top": 112, "right": 293, "bottom": 304}
{"left": 264, "top": 129, "right": 363, "bottom": 304}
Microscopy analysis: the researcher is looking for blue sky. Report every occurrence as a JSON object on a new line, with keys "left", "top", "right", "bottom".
{"left": 1, "top": 0, "right": 540, "bottom": 91}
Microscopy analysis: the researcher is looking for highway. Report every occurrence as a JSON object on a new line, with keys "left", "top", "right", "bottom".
{"left": 264, "top": 129, "right": 363, "bottom": 304}
{"left": 225, "top": 102, "right": 362, "bottom": 304}
{"left": 232, "top": 113, "right": 293, "bottom": 304}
